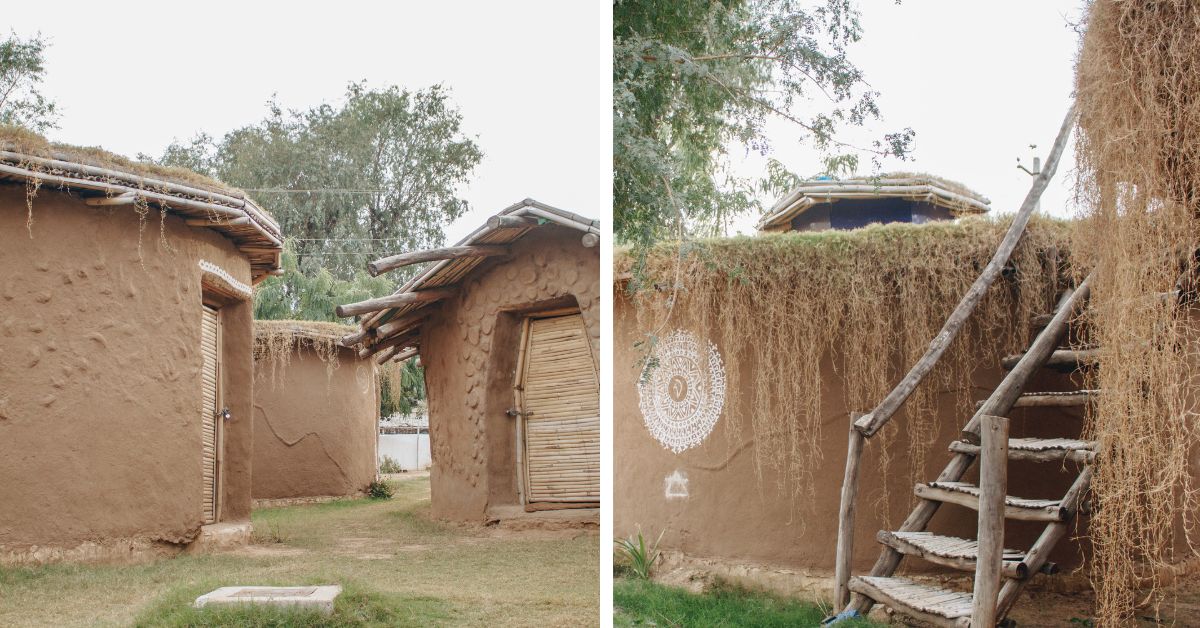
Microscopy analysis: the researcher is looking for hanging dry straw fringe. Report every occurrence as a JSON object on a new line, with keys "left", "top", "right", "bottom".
{"left": 253, "top": 320, "right": 347, "bottom": 387}
{"left": 623, "top": 217, "right": 1071, "bottom": 523}
{"left": 1075, "top": 1, "right": 1200, "bottom": 624}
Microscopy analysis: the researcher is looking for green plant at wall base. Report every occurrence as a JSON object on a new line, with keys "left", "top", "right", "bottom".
{"left": 615, "top": 529, "right": 665, "bottom": 580}
{"left": 367, "top": 480, "right": 394, "bottom": 500}
{"left": 378, "top": 455, "right": 403, "bottom": 475}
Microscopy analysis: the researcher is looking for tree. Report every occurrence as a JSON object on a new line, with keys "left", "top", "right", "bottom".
{"left": 614, "top": 0, "right": 914, "bottom": 247}
{"left": 156, "top": 82, "right": 483, "bottom": 281}
{"left": 252, "top": 239, "right": 395, "bottom": 322}
{"left": 0, "top": 32, "right": 58, "bottom": 132}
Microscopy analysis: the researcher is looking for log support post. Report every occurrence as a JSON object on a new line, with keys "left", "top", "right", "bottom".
{"left": 834, "top": 412, "right": 866, "bottom": 611}
{"left": 972, "top": 414, "right": 1009, "bottom": 626}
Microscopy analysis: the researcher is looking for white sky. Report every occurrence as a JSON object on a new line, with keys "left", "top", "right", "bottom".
{"left": 730, "top": 0, "right": 1086, "bottom": 234}
{"left": 5, "top": 0, "right": 609, "bottom": 244}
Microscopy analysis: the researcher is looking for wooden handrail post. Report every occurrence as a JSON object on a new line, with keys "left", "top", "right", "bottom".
{"left": 833, "top": 412, "right": 866, "bottom": 610}
{"left": 972, "top": 414, "right": 1009, "bottom": 626}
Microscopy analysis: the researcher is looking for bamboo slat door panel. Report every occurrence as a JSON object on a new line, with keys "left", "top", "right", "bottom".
{"left": 200, "top": 306, "right": 221, "bottom": 524}
{"left": 519, "top": 313, "right": 600, "bottom": 503}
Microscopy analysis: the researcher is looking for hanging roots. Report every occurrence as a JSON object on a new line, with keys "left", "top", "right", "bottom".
{"left": 253, "top": 320, "right": 350, "bottom": 387}
{"left": 622, "top": 217, "right": 1072, "bottom": 522}
{"left": 1075, "top": 1, "right": 1200, "bottom": 623}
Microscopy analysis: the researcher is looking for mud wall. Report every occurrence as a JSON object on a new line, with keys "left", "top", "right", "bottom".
{"left": 422, "top": 225, "right": 600, "bottom": 521}
{"left": 0, "top": 186, "right": 256, "bottom": 558}
{"left": 614, "top": 287, "right": 1091, "bottom": 574}
{"left": 252, "top": 345, "right": 378, "bottom": 499}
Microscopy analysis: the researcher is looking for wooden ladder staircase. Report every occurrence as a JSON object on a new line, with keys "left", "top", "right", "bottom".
{"left": 826, "top": 105, "right": 1089, "bottom": 626}
{"left": 838, "top": 277, "right": 1096, "bottom": 627}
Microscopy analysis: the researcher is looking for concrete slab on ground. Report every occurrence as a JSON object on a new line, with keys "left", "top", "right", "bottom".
{"left": 194, "top": 585, "right": 341, "bottom": 614}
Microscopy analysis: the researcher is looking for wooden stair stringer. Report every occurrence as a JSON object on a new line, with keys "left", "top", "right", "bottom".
{"left": 844, "top": 276, "right": 1095, "bottom": 620}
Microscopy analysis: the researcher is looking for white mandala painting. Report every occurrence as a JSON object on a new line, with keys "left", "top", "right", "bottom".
{"left": 638, "top": 329, "right": 726, "bottom": 453}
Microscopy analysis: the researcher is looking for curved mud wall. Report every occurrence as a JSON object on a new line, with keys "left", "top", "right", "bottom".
{"left": 614, "top": 288, "right": 1091, "bottom": 575}
{"left": 422, "top": 225, "right": 600, "bottom": 521}
{"left": 252, "top": 345, "right": 378, "bottom": 499}
{"left": 0, "top": 186, "right": 255, "bottom": 559}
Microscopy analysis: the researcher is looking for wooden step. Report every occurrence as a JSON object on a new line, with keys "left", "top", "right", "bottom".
{"left": 1001, "top": 348, "right": 1099, "bottom": 371}
{"left": 876, "top": 531, "right": 1056, "bottom": 579}
{"left": 848, "top": 575, "right": 972, "bottom": 628}
{"left": 975, "top": 389, "right": 1099, "bottom": 410}
{"left": 949, "top": 437, "right": 1097, "bottom": 464}
{"left": 914, "top": 481, "right": 1067, "bottom": 522}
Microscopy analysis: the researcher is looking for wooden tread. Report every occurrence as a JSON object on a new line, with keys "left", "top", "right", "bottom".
{"left": 1001, "top": 348, "right": 1099, "bottom": 371}
{"left": 949, "top": 437, "right": 1096, "bottom": 464}
{"left": 848, "top": 575, "right": 972, "bottom": 627}
{"left": 975, "top": 389, "right": 1099, "bottom": 410}
{"left": 877, "top": 531, "right": 1046, "bottom": 579}
{"left": 915, "top": 481, "right": 1066, "bottom": 522}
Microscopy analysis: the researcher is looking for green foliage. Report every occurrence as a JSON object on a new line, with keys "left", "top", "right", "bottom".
{"left": 253, "top": 239, "right": 395, "bottom": 322}
{"left": 379, "top": 358, "right": 426, "bottom": 417}
{"left": 614, "top": 529, "right": 665, "bottom": 580}
{"left": 133, "top": 585, "right": 450, "bottom": 627}
{"left": 613, "top": 0, "right": 914, "bottom": 247}
{"left": 614, "top": 578, "right": 880, "bottom": 627}
{"left": 378, "top": 455, "right": 403, "bottom": 475}
{"left": 0, "top": 32, "right": 57, "bottom": 132}
{"left": 366, "top": 480, "right": 394, "bottom": 500}
{"left": 153, "top": 81, "right": 482, "bottom": 280}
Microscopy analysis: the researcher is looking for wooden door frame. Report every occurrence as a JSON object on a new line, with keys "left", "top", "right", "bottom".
{"left": 513, "top": 306, "right": 595, "bottom": 508}
{"left": 201, "top": 298, "right": 225, "bottom": 524}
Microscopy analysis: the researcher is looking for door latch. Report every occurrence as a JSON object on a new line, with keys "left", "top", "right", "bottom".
{"left": 506, "top": 408, "right": 531, "bottom": 418}
{"left": 215, "top": 407, "right": 231, "bottom": 421}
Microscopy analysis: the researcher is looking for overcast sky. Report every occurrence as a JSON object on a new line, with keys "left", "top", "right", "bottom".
{"left": 5, "top": 1, "right": 608, "bottom": 244}
{"left": 730, "top": 0, "right": 1085, "bottom": 234}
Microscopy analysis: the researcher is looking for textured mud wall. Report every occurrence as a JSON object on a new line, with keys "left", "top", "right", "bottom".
{"left": 0, "top": 186, "right": 255, "bottom": 556}
{"left": 614, "top": 288, "right": 1090, "bottom": 573}
{"left": 422, "top": 225, "right": 600, "bottom": 521}
{"left": 252, "top": 345, "right": 378, "bottom": 499}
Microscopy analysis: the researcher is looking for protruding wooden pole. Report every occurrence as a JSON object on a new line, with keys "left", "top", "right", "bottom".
{"left": 972, "top": 414, "right": 1009, "bottom": 627}
{"left": 372, "top": 305, "right": 438, "bottom": 340}
{"left": 834, "top": 412, "right": 866, "bottom": 610}
{"left": 336, "top": 286, "right": 457, "bottom": 318}
{"left": 582, "top": 232, "right": 599, "bottom": 248}
{"left": 487, "top": 215, "right": 538, "bottom": 229}
{"left": 367, "top": 245, "right": 509, "bottom": 277}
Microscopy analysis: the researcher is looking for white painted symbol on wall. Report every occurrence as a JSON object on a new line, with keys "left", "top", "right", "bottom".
{"left": 664, "top": 470, "right": 689, "bottom": 499}
{"left": 638, "top": 329, "right": 726, "bottom": 453}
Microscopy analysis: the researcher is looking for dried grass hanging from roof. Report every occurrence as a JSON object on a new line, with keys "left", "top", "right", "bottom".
{"left": 1074, "top": 1, "right": 1200, "bottom": 623}
{"left": 623, "top": 217, "right": 1071, "bottom": 521}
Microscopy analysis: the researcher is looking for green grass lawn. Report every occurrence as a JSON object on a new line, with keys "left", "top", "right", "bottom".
{"left": 613, "top": 577, "right": 880, "bottom": 628}
{"left": 0, "top": 479, "right": 598, "bottom": 627}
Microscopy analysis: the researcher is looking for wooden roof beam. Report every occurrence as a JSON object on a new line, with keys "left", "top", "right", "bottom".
{"left": 359, "top": 330, "right": 418, "bottom": 359}
{"left": 487, "top": 214, "right": 539, "bottom": 229}
{"left": 367, "top": 244, "right": 509, "bottom": 277}
{"left": 336, "top": 285, "right": 457, "bottom": 318}
{"left": 372, "top": 305, "right": 439, "bottom": 340}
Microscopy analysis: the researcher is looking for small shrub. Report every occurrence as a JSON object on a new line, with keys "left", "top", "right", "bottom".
{"left": 252, "top": 520, "right": 290, "bottom": 544}
{"left": 379, "top": 455, "right": 404, "bottom": 474}
{"left": 367, "top": 480, "right": 394, "bottom": 500}
{"left": 614, "top": 529, "right": 664, "bottom": 580}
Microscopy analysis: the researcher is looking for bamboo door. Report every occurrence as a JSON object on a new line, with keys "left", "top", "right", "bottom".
{"left": 516, "top": 312, "right": 600, "bottom": 505}
{"left": 200, "top": 305, "right": 222, "bottom": 524}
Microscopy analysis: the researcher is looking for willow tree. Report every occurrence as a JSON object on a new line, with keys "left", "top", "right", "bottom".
{"left": 156, "top": 82, "right": 483, "bottom": 281}
{"left": 614, "top": 0, "right": 913, "bottom": 247}
{"left": 0, "top": 32, "right": 58, "bottom": 132}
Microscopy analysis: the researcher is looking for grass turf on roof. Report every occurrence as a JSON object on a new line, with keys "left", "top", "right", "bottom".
{"left": 0, "top": 124, "right": 249, "bottom": 201}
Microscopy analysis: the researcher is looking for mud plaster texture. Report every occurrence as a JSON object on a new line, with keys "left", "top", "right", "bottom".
{"left": 614, "top": 288, "right": 1094, "bottom": 577}
{"left": 252, "top": 344, "right": 378, "bottom": 500}
{"left": 421, "top": 225, "right": 599, "bottom": 522}
{"left": 0, "top": 186, "right": 255, "bottom": 563}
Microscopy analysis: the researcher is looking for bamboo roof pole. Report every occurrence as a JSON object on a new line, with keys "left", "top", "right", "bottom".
{"left": 336, "top": 286, "right": 457, "bottom": 318}
{"left": 853, "top": 103, "right": 1077, "bottom": 438}
{"left": 367, "top": 245, "right": 510, "bottom": 277}
{"left": 487, "top": 215, "right": 538, "bottom": 229}
{"left": 371, "top": 306, "right": 439, "bottom": 340}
